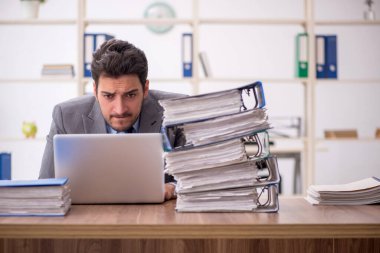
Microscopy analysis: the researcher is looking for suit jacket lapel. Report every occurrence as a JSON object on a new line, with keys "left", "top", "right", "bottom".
{"left": 138, "top": 93, "right": 163, "bottom": 133}
{"left": 83, "top": 98, "right": 107, "bottom": 134}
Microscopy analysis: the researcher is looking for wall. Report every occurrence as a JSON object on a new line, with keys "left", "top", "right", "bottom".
{"left": 0, "top": 0, "right": 379, "bottom": 191}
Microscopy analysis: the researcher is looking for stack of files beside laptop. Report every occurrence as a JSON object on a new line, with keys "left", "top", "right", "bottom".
{"left": 0, "top": 178, "right": 71, "bottom": 216}
{"left": 160, "top": 82, "right": 280, "bottom": 212}
{"left": 306, "top": 177, "right": 380, "bottom": 205}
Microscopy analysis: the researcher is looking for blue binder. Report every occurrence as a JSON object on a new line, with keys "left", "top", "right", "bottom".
{"left": 325, "top": 35, "right": 338, "bottom": 78}
{"left": 182, "top": 33, "right": 193, "bottom": 77}
{"left": 83, "top": 33, "right": 114, "bottom": 77}
{"left": 316, "top": 35, "right": 338, "bottom": 79}
{"left": 0, "top": 153, "right": 11, "bottom": 180}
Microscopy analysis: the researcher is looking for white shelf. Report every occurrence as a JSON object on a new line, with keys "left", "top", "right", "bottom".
{"left": 317, "top": 138, "right": 380, "bottom": 142}
{"left": 0, "top": 19, "right": 76, "bottom": 25}
{"left": 199, "top": 18, "right": 306, "bottom": 26}
{"left": 0, "top": 137, "right": 45, "bottom": 142}
{"left": 316, "top": 79, "right": 380, "bottom": 84}
{"left": 85, "top": 18, "right": 193, "bottom": 26}
{"left": 0, "top": 78, "right": 77, "bottom": 84}
{"left": 315, "top": 20, "right": 380, "bottom": 26}
{"left": 199, "top": 78, "right": 308, "bottom": 84}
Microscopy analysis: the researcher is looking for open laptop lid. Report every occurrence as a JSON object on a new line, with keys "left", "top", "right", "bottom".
{"left": 54, "top": 133, "right": 165, "bottom": 204}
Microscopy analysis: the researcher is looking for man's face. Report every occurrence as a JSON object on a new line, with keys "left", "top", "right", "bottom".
{"left": 94, "top": 74, "right": 149, "bottom": 132}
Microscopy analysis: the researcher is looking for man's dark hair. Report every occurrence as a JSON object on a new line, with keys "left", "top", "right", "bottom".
{"left": 91, "top": 39, "right": 148, "bottom": 91}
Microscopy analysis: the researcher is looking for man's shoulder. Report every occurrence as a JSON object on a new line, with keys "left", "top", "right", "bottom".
{"left": 55, "top": 95, "right": 96, "bottom": 112}
{"left": 149, "top": 90, "right": 186, "bottom": 101}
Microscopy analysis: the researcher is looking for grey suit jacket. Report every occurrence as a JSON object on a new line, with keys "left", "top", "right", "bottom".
{"left": 39, "top": 90, "right": 185, "bottom": 181}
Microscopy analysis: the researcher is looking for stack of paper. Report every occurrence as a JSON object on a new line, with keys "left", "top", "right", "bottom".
{"left": 160, "top": 82, "right": 280, "bottom": 212}
{"left": 0, "top": 178, "right": 71, "bottom": 216}
{"left": 306, "top": 177, "right": 380, "bottom": 205}
{"left": 41, "top": 64, "right": 75, "bottom": 78}
{"left": 160, "top": 89, "right": 242, "bottom": 125}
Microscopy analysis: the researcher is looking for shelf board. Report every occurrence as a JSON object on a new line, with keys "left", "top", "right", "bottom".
{"left": 270, "top": 137, "right": 306, "bottom": 142}
{"left": 0, "top": 137, "right": 45, "bottom": 142}
{"left": 317, "top": 138, "right": 380, "bottom": 142}
{"left": 270, "top": 147, "right": 304, "bottom": 154}
{"left": 84, "top": 18, "right": 306, "bottom": 26}
{"left": 199, "top": 78, "right": 308, "bottom": 84}
{"left": 0, "top": 19, "right": 76, "bottom": 25}
{"left": 315, "top": 20, "right": 380, "bottom": 26}
{"left": 0, "top": 78, "right": 77, "bottom": 84}
{"left": 199, "top": 18, "right": 306, "bottom": 25}
{"left": 85, "top": 18, "right": 193, "bottom": 26}
{"left": 316, "top": 79, "right": 380, "bottom": 84}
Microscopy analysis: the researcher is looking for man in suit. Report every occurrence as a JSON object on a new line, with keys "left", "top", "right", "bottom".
{"left": 39, "top": 39, "right": 185, "bottom": 200}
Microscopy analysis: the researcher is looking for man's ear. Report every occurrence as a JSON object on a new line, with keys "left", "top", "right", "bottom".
{"left": 143, "top": 80, "right": 150, "bottom": 98}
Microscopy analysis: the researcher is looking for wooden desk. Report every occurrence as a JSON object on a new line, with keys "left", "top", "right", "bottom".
{"left": 0, "top": 197, "right": 379, "bottom": 253}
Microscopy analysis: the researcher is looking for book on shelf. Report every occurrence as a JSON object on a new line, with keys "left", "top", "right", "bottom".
{"left": 159, "top": 82, "right": 280, "bottom": 213}
{"left": 316, "top": 34, "right": 338, "bottom": 79}
{"left": 198, "top": 51, "right": 211, "bottom": 77}
{"left": 84, "top": 33, "right": 115, "bottom": 77}
{"left": 182, "top": 33, "right": 193, "bottom": 78}
{"left": 0, "top": 178, "right": 71, "bottom": 216}
{"left": 41, "top": 64, "right": 75, "bottom": 78}
{"left": 296, "top": 33, "right": 308, "bottom": 78}
{"left": 306, "top": 177, "right": 380, "bottom": 205}
{"left": 324, "top": 129, "right": 358, "bottom": 139}
{"left": 0, "top": 153, "right": 11, "bottom": 180}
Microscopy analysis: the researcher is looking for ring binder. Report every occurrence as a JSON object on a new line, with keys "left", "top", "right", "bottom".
{"left": 160, "top": 82, "right": 280, "bottom": 213}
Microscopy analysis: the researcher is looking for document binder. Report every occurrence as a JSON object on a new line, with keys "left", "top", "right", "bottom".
{"left": 325, "top": 35, "right": 338, "bottom": 78}
{"left": 174, "top": 155, "right": 280, "bottom": 194}
{"left": 165, "top": 132, "right": 272, "bottom": 175}
{"left": 160, "top": 82, "right": 280, "bottom": 213}
{"left": 316, "top": 35, "right": 338, "bottom": 79}
{"left": 316, "top": 35, "right": 326, "bottom": 78}
{"left": 296, "top": 33, "right": 308, "bottom": 78}
{"left": 0, "top": 178, "right": 71, "bottom": 216}
{"left": 160, "top": 82, "right": 266, "bottom": 126}
{"left": 182, "top": 33, "right": 193, "bottom": 77}
{"left": 199, "top": 51, "right": 211, "bottom": 77}
{"left": 0, "top": 153, "right": 11, "bottom": 180}
{"left": 84, "top": 33, "right": 114, "bottom": 77}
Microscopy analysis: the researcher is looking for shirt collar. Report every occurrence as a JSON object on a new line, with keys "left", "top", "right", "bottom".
{"left": 106, "top": 117, "right": 140, "bottom": 134}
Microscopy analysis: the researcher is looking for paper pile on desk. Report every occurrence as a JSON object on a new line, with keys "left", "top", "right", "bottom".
{"left": 0, "top": 178, "right": 71, "bottom": 216}
{"left": 160, "top": 82, "right": 280, "bottom": 212}
{"left": 305, "top": 177, "right": 380, "bottom": 205}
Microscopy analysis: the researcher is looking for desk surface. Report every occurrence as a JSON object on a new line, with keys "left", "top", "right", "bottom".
{"left": 0, "top": 197, "right": 379, "bottom": 239}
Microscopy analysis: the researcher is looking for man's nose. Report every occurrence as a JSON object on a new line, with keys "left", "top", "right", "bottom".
{"left": 113, "top": 97, "right": 127, "bottom": 115}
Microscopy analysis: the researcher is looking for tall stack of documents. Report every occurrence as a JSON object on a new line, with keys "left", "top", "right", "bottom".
{"left": 0, "top": 178, "right": 71, "bottom": 216}
{"left": 160, "top": 82, "right": 280, "bottom": 212}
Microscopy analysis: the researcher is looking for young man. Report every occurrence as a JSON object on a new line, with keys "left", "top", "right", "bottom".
{"left": 39, "top": 39, "right": 185, "bottom": 200}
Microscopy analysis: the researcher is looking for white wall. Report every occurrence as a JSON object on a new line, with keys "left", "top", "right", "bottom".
{"left": 0, "top": 0, "right": 379, "bottom": 189}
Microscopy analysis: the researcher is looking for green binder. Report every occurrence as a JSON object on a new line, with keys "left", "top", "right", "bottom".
{"left": 296, "top": 33, "right": 308, "bottom": 78}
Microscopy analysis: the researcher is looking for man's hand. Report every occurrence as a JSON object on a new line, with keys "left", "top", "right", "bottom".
{"left": 164, "top": 183, "right": 177, "bottom": 201}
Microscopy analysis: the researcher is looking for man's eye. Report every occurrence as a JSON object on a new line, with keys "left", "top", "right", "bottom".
{"left": 103, "top": 94, "right": 114, "bottom": 99}
{"left": 126, "top": 93, "right": 137, "bottom": 98}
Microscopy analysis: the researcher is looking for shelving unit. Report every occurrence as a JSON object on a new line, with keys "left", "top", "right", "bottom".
{"left": 0, "top": 0, "right": 379, "bottom": 190}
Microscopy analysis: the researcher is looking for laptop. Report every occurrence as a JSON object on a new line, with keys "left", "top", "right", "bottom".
{"left": 53, "top": 133, "right": 165, "bottom": 204}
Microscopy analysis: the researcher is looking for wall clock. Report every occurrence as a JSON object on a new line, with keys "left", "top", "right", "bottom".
{"left": 144, "top": 2, "right": 176, "bottom": 34}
